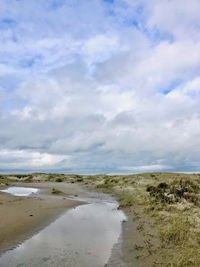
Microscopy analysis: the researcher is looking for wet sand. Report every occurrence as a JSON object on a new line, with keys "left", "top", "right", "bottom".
{"left": 0, "top": 184, "right": 85, "bottom": 255}
{"left": 107, "top": 207, "right": 162, "bottom": 267}
{"left": 0, "top": 193, "right": 125, "bottom": 267}
{"left": 0, "top": 181, "right": 143, "bottom": 266}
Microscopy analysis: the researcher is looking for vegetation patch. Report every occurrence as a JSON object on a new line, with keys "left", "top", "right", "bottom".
{"left": 96, "top": 176, "right": 119, "bottom": 190}
{"left": 146, "top": 179, "right": 200, "bottom": 205}
{"left": 1, "top": 172, "right": 200, "bottom": 266}
{"left": 160, "top": 216, "right": 192, "bottom": 246}
{"left": 118, "top": 191, "right": 136, "bottom": 208}
{"left": 56, "top": 178, "right": 63, "bottom": 182}
{"left": 51, "top": 188, "right": 63, "bottom": 194}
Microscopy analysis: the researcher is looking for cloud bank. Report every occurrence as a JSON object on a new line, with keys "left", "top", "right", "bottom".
{"left": 0, "top": 0, "right": 200, "bottom": 173}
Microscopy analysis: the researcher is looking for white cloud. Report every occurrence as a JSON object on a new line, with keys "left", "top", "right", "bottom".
{"left": 0, "top": 0, "right": 200, "bottom": 173}
{"left": 0, "top": 149, "right": 71, "bottom": 170}
{"left": 146, "top": 0, "right": 200, "bottom": 40}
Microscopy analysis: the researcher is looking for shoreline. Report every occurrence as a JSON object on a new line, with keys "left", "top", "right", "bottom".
{"left": 0, "top": 181, "right": 139, "bottom": 266}
{"left": 1, "top": 172, "right": 199, "bottom": 266}
{"left": 0, "top": 181, "right": 126, "bottom": 267}
{"left": 0, "top": 183, "right": 86, "bottom": 255}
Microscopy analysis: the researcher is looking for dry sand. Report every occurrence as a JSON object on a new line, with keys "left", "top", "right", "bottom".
{"left": 0, "top": 183, "right": 85, "bottom": 255}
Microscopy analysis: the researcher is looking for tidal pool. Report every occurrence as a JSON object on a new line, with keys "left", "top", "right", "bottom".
{"left": 1, "top": 187, "right": 39, "bottom": 196}
{"left": 0, "top": 195, "right": 126, "bottom": 267}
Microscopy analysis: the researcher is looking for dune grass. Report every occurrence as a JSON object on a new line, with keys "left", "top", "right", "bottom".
{"left": 2, "top": 172, "right": 200, "bottom": 266}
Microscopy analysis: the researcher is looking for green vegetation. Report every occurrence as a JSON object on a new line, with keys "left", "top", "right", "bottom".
{"left": 0, "top": 175, "right": 9, "bottom": 186}
{"left": 82, "top": 172, "right": 200, "bottom": 266}
{"left": 117, "top": 190, "right": 136, "bottom": 208}
{"left": 1, "top": 172, "right": 200, "bottom": 266}
{"left": 51, "top": 188, "right": 63, "bottom": 194}
{"left": 160, "top": 215, "right": 192, "bottom": 245}
{"left": 159, "top": 214, "right": 200, "bottom": 266}
{"left": 147, "top": 179, "right": 200, "bottom": 205}
{"left": 56, "top": 178, "right": 63, "bottom": 182}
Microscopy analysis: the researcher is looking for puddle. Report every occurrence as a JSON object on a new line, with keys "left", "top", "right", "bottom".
{"left": 0, "top": 195, "right": 126, "bottom": 267}
{"left": 0, "top": 187, "right": 39, "bottom": 197}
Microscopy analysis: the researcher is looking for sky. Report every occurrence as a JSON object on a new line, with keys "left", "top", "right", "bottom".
{"left": 0, "top": 0, "right": 200, "bottom": 174}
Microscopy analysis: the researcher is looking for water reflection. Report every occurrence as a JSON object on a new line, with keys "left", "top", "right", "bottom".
{"left": 1, "top": 187, "right": 38, "bottom": 196}
{"left": 0, "top": 198, "right": 126, "bottom": 267}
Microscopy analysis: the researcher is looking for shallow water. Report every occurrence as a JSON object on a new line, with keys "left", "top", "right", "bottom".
{"left": 0, "top": 193, "right": 126, "bottom": 267}
{"left": 1, "top": 187, "right": 39, "bottom": 196}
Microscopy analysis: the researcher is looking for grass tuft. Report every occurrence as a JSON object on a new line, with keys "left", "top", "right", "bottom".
{"left": 160, "top": 216, "right": 192, "bottom": 246}
{"left": 51, "top": 188, "right": 63, "bottom": 194}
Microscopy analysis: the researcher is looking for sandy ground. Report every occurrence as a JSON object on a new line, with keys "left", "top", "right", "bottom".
{"left": 0, "top": 183, "right": 86, "bottom": 255}
{"left": 0, "top": 180, "right": 153, "bottom": 266}
{"left": 107, "top": 213, "right": 140, "bottom": 267}
{"left": 1, "top": 173, "right": 199, "bottom": 266}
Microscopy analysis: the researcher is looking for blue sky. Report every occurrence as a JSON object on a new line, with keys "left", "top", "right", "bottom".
{"left": 0, "top": 0, "right": 200, "bottom": 173}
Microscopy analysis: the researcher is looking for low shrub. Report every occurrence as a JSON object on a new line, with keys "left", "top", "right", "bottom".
{"left": 56, "top": 178, "right": 63, "bottom": 182}
{"left": 146, "top": 179, "right": 200, "bottom": 205}
{"left": 51, "top": 188, "right": 63, "bottom": 194}
{"left": 160, "top": 216, "right": 191, "bottom": 246}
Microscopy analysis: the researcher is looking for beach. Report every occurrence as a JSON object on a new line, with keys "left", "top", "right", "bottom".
{"left": 0, "top": 181, "right": 125, "bottom": 267}
{"left": 0, "top": 173, "right": 199, "bottom": 266}
{"left": 0, "top": 183, "right": 85, "bottom": 255}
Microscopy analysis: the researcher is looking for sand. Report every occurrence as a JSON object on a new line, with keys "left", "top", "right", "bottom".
{"left": 0, "top": 184, "right": 85, "bottom": 255}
